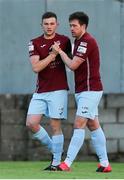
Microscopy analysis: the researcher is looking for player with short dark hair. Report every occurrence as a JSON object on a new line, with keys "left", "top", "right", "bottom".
{"left": 26, "top": 11, "right": 71, "bottom": 171}
{"left": 52, "top": 11, "right": 112, "bottom": 172}
{"left": 42, "top": 11, "right": 57, "bottom": 21}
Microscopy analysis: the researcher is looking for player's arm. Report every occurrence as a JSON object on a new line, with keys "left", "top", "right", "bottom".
{"left": 52, "top": 43, "right": 84, "bottom": 70}
{"left": 30, "top": 53, "right": 56, "bottom": 73}
{"left": 59, "top": 51, "right": 84, "bottom": 70}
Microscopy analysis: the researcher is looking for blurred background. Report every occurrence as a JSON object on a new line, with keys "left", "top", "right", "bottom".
{"left": 0, "top": 0, "right": 124, "bottom": 162}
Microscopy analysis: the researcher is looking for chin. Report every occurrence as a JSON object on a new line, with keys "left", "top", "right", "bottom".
{"left": 47, "top": 31, "right": 53, "bottom": 35}
{"left": 72, "top": 34, "right": 76, "bottom": 38}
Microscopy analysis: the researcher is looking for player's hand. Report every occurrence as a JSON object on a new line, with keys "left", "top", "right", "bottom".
{"left": 52, "top": 42, "right": 61, "bottom": 54}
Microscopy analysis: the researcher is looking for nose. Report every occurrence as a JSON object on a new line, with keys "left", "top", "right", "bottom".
{"left": 47, "top": 25, "right": 51, "bottom": 28}
{"left": 70, "top": 26, "right": 74, "bottom": 31}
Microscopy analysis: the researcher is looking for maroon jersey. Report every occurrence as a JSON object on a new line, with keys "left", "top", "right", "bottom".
{"left": 28, "top": 33, "right": 71, "bottom": 93}
{"left": 73, "top": 32, "right": 103, "bottom": 93}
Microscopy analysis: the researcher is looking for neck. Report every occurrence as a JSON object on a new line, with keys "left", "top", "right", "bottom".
{"left": 77, "top": 30, "right": 86, "bottom": 40}
{"left": 44, "top": 33, "right": 56, "bottom": 39}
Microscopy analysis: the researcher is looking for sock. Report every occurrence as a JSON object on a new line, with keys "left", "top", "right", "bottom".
{"left": 52, "top": 134, "right": 64, "bottom": 166}
{"left": 33, "top": 126, "right": 52, "bottom": 153}
{"left": 91, "top": 127, "right": 109, "bottom": 167}
{"left": 65, "top": 129, "right": 85, "bottom": 167}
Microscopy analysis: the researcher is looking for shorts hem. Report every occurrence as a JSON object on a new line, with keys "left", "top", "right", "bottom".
{"left": 76, "top": 113, "right": 95, "bottom": 120}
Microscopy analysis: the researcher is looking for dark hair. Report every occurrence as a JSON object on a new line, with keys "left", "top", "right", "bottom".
{"left": 69, "top": 11, "right": 89, "bottom": 28}
{"left": 42, "top": 11, "right": 57, "bottom": 21}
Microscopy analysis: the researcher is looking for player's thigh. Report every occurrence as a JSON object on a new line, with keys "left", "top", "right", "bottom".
{"left": 27, "top": 93, "right": 47, "bottom": 115}
{"left": 75, "top": 91, "right": 103, "bottom": 120}
{"left": 26, "top": 93, "right": 47, "bottom": 125}
{"left": 48, "top": 90, "right": 68, "bottom": 119}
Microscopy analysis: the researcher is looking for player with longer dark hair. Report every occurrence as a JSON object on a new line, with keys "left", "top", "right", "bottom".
{"left": 52, "top": 11, "right": 112, "bottom": 172}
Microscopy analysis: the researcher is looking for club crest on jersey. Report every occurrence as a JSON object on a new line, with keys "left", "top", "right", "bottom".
{"left": 77, "top": 46, "right": 87, "bottom": 54}
{"left": 80, "top": 41, "right": 87, "bottom": 47}
{"left": 28, "top": 41, "right": 34, "bottom": 51}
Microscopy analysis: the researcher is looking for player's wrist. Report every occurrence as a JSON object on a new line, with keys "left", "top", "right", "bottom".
{"left": 49, "top": 53, "right": 56, "bottom": 58}
{"left": 59, "top": 49, "right": 63, "bottom": 55}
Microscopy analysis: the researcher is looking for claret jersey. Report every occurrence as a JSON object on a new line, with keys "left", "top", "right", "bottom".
{"left": 28, "top": 33, "right": 71, "bottom": 93}
{"left": 73, "top": 32, "right": 103, "bottom": 93}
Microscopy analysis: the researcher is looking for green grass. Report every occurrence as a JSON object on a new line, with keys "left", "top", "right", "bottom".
{"left": 0, "top": 161, "right": 124, "bottom": 179}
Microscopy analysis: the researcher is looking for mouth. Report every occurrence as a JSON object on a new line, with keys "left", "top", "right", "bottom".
{"left": 47, "top": 30, "right": 52, "bottom": 33}
{"left": 71, "top": 32, "right": 75, "bottom": 36}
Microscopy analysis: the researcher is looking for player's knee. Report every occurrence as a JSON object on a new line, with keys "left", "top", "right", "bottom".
{"left": 50, "top": 119, "right": 62, "bottom": 134}
{"left": 26, "top": 120, "right": 40, "bottom": 133}
{"left": 26, "top": 119, "right": 33, "bottom": 129}
{"left": 26, "top": 118, "right": 35, "bottom": 129}
{"left": 51, "top": 124, "right": 61, "bottom": 133}
{"left": 74, "top": 117, "right": 87, "bottom": 129}
{"left": 87, "top": 118, "right": 100, "bottom": 131}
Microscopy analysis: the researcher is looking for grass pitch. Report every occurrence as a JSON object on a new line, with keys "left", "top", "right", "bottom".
{"left": 0, "top": 161, "right": 124, "bottom": 179}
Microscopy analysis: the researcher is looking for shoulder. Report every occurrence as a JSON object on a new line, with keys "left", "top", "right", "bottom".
{"left": 56, "top": 33, "right": 70, "bottom": 41}
{"left": 84, "top": 32, "right": 98, "bottom": 47}
{"left": 28, "top": 35, "right": 43, "bottom": 52}
{"left": 30, "top": 35, "right": 43, "bottom": 44}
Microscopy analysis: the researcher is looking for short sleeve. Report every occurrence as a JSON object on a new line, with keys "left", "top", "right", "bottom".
{"left": 28, "top": 40, "right": 39, "bottom": 57}
{"left": 74, "top": 41, "right": 89, "bottom": 60}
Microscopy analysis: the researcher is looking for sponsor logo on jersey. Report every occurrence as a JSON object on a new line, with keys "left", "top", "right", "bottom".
{"left": 80, "top": 41, "right": 87, "bottom": 47}
{"left": 77, "top": 46, "right": 87, "bottom": 54}
{"left": 40, "top": 44, "right": 46, "bottom": 48}
{"left": 28, "top": 41, "right": 34, "bottom": 51}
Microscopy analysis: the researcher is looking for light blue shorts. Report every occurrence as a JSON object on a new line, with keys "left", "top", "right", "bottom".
{"left": 27, "top": 90, "right": 68, "bottom": 119}
{"left": 75, "top": 91, "right": 103, "bottom": 120}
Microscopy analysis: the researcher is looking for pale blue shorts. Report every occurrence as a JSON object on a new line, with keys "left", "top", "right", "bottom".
{"left": 27, "top": 90, "right": 68, "bottom": 119}
{"left": 75, "top": 91, "right": 103, "bottom": 120}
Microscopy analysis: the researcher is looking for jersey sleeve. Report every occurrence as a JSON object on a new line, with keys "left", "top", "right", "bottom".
{"left": 74, "top": 38, "right": 99, "bottom": 61}
{"left": 28, "top": 40, "right": 39, "bottom": 57}
{"left": 74, "top": 41, "right": 89, "bottom": 60}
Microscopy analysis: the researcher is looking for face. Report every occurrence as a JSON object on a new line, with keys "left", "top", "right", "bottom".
{"left": 42, "top": 17, "right": 58, "bottom": 37}
{"left": 69, "top": 19, "right": 86, "bottom": 39}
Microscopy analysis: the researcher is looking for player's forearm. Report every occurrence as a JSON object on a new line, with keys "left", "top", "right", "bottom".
{"left": 32, "top": 54, "right": 56, "bottom": 73}
{"left": 59, "top": 50, "right": 74, "bottom": 70}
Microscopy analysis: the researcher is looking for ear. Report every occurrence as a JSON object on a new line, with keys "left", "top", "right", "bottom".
{"left": 81, "top": 24, "right": 86, "bottom": 31}
{"left": 57, "top": 22, "right": 59, "bottom": 27}
{"left": 83, "top": 24, "right": 86, "bottom": 29}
